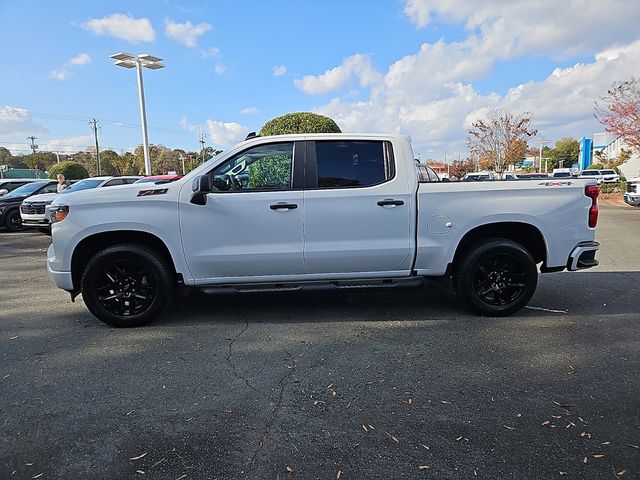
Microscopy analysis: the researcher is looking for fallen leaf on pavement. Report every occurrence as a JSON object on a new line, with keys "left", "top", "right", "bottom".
{"left": 420, "top": 443, "right": 430, "bottom": 450}
{"left": 32, "top": 475, "right": 44, "bottom": 479}
{"left": 336, "top": 469, "right": 342, "bottom": 479}
{"left": 130, "top": 453, "right": 148, "bottom": 461}
{"left": 582, "top": 457, "right": 588, "bottom": 464}
{"left": 592, "top": 454, "right": 605, "bottom": 459}
{"left": 285, "top": 465, "right": 294, "bottom": 474}
{"left": 418, "top": 465, "right": 429, "bottom": 470}
{"left": 136, "top": 470, "right": 145, "bottom": 475}
{"left": 503, "top": 425, "right": 516, "bottom": 431}
{"left": 616, "top": 470, "right": 627, "bottom": 477}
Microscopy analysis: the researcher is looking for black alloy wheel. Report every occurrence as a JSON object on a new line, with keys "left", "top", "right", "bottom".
{"left": 454, "top": 238, "right": 538, "bottom": 316}
{"left": 6, "top": 209, "right": 25, "bottom": 232}
{"left": 95, "top": 259, "right": 155, "bottom": 317}
{"left": 81, "top": 244, "right": 173, "bottom": 327}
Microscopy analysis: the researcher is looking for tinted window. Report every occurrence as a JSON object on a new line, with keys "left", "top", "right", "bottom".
{"left": 123, "top": 178, "right": 140, "bottom": 184}
{"left": 40, "top": 183, "right": 59, "bottom": 194}
{"left": 315, "top": 141, "right": 391, "bottom": 188}
{"left": 600, "top": 170, "right": 616, "bottom": 175}
{"left": 582, "top": 170, "right": 599, "bottom": 175}
{"left": 211, "top": 142, "right": 293, "bottom": 191}
{"left": 6, "top": 182, "right": 49, "bottom": 197}
{"left": 104, "top": 179, "right": 124, "bottom": 187}
{"left": 62, "top": 179, "right": 103, "bottom": 193}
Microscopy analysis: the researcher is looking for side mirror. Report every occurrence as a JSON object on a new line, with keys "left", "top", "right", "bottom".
{"left": 441, "top": 177, "right": 450, "bottom": 182}
{"left": 0, "top": 188, "right": 8, "bottom": 196}
{"left": 190, "top": 175, "right": 212, "bottom": 205}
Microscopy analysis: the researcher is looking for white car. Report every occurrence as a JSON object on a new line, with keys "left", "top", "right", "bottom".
{"left": 578, "top": 169, "right": 620, "bottom": 184}
{"left": 46, "top": 133, "right": 600, "bottom": 327}
{"left": 599, "top": 169, "right": 620, "bottom": 183}
{"left": 20, "top": 176, "right": 141, "bottom": 231}
{"left": 624, "top": 177, "right": 640, "bottom": 207}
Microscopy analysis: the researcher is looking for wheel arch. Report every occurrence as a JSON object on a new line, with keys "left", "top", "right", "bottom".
{"left": 451, "top": 222, "right": 547, "bottom": 269}
{"left": 71, "top": 230, "right": 180, "bottom": 291}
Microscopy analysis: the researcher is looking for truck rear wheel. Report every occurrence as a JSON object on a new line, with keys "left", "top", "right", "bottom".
{"left": 81, "top": 244, "right": 174, "bottom": 327}
{"left": 453, "top": 239, "right": 537, "bottom": 316}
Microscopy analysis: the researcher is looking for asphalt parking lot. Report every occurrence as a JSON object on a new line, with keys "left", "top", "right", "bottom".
{"left": 1, "top": 203, "right": 639, "bottom": 480}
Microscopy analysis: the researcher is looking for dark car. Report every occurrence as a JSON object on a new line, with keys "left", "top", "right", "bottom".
{"left": 0, "top": 178, "right": 39, "bottom": 197}
{"left": 0, "top": 180, "right": 58, "bottom": 231}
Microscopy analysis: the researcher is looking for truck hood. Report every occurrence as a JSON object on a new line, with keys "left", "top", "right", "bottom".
{"left": 50, "top": 181, "right": 176, "bottom": 207}
{"left": 22, "top": 192, "right": 58, "bottom": 204}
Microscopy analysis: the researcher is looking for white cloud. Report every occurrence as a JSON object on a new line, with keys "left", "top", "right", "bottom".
{"left": 49, "top": 70, "right": 70, "bottom": 81}
{"left": 402, "top": 0, "right": 640, "bottom": 59}
{"left": 69, "top": 53, "right": 91, "bottom": 65}
{"left": 295, "top": 2, "right": 640, "bottom": 156}
{"left": 165, "top": 20, "right": 211, "bottom": 47}
{"left": 272, "top": 65, "right": 287, "bottom": 76}
{"left": 294, "top": 54, "right": 383, "bottom": 94}
{"left": 82, "top": 13, "right": 155, "bottom": 43}
{"left": 214, "top": 63, "right": 227, "bottom": 75}
{"left": 39, "top": 135, "right": 95, "bottom": 154}
{"left": 181, "top": 117, "right": 250, "bottom": 148}
{"left": 204, "top": 120, "right": 250, "bottom": 147}
{"left": 200, "top": 47, "right": 221, "bottom": 59}
{"left": 240, "top": 107, "right": 260, "bottom": 115}
{"left": 0, "top": 106, "right": 48, "bottom": 137}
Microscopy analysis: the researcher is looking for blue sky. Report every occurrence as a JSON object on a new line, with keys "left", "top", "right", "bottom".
{"left": 2, "top": 0, "right": 640, "bottom": 159}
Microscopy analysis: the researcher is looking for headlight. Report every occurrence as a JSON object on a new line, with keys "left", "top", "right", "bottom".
{"left": 49, "top": 205, "right": 69, "bottom": 223}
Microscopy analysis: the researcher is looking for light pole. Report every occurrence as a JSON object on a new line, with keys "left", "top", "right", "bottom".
{"left": 110, "top": 53, "right": 165, "bottom": 175}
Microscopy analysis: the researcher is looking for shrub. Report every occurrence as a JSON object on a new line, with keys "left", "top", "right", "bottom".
{"left": 48, "top": 161, "right": 89, "bottom": 180}
{"left": 259, "top": 112, "right": 341, "bottom": 136}
{"left": 600, "top": 181, "right": 626, "bottom": 194}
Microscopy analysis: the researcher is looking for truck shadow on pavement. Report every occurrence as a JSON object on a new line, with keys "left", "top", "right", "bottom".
{"left": 156, "top": 270, "right": 640, "bottom": 326}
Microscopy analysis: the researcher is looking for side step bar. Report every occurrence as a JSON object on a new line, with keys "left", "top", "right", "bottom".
{"left": 201, "top": 277, "right": 425, "bottom": 295}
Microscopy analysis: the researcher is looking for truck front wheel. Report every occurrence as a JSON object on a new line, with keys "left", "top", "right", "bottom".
{"left": 453, "top": 239, "right": 538, "bottom": 316}
{"left": 81, "top": 244, "right": 174, "bottom": 327}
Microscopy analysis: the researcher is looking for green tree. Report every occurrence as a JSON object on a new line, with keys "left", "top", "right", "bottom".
{"left": 48, "top": 161, "right": 89, "bottom": 180}
{"left": 97, "top": 150, "right": 121, "bottom": 176}
{"left": 549, "top": 138, "right": 579, "bottom": 169}
{"left": 259, "top": 112, "right": 341, "bottom": 136}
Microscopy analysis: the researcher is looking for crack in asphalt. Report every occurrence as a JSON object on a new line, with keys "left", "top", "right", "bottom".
{"left": 244, "top": 348, "right": 297, "bottom": 480}
{"left": 225, "top": 318, "right": 267, "bottom": 398}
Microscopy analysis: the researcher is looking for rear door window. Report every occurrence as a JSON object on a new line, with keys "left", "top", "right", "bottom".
{"left": 314, "top": 140, "right": 393, "bottom": 188}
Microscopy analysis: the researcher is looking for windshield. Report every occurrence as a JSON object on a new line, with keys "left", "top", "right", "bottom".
{"left": 61, "top": 179, "right": 103, "bottom": 193}
{"left": 6, "top": 181, "right": 47, "bottom": 197}
{"left": 581, "top": 170, "right": 599, "bottom": 175}
{"left": 601, "top": 170, "right": 616, "bottom": 175}
{"left": 553, "top": 172, "right": 571, "bottom": 177}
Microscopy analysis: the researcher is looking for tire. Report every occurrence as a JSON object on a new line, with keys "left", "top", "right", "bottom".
{"left": 5, "top": 209, "right": 25, "bottom": 232}
{"left": 453, "top": 238, "right": 538, "bottom": 316}
{"left": 80, "top": 244, "right": 174, "bottom": 327}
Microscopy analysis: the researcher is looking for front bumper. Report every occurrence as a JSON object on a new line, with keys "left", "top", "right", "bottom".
{"left": 624, "top": 193, "right": 640, "bottom": 207}
{"left": 21, "top": 215, "right": 50, "bottom": 228}
{"left": 567, "top": 241, "right": 599, "bottom": 271}
{"left": 47, "top": 244, "right": 74, "bottom": 291}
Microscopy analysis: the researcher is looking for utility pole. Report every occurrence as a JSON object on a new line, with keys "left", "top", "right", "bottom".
{"left": 90, "top": 118, "right": 101, "bottom": 175}
{"left": 27, "top": 136, "right": 38, "bottom": 154}
{"left": 180, "top": 154, "right": 186, "bottom": 175}
{"left": 55, "top": 151, "right": 60, "bottom": 163}
{"left": 199, "top": 130, "right": 206, "bottom": 164}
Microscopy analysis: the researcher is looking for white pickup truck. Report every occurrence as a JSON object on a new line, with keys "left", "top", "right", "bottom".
{"left": 46, "top": 134, "right": 600, "bottom": 327}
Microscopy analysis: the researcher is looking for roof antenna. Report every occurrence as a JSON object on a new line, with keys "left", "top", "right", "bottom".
{"left": 245, "top": 132, "right": 257, "bottom": 140}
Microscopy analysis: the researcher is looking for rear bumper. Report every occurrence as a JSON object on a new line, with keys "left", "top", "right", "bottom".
{"left": 567, "top": 241, "right": 599, "bottom": 271}
{"left": 47, "top": 244, "right": 74, "bottom": 291}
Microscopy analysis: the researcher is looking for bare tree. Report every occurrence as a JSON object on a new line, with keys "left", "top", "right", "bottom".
{"left": 466, "top": 111, "right": 537, "bottom": 177}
